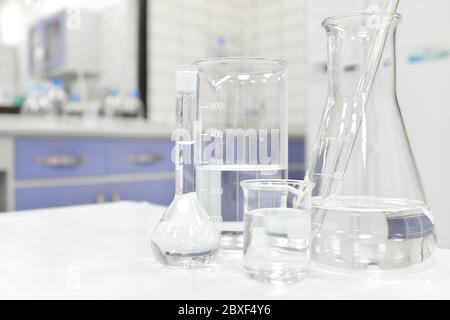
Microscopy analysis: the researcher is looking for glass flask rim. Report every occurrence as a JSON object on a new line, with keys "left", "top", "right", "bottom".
{"left": 322, "top": 11, "right": 402, "bottom": 28}
{"left": 192, "top": 57, "right": 288, "bottom": 74}
{"left": 240, "top": 179, "right": 314, "bottom": 192}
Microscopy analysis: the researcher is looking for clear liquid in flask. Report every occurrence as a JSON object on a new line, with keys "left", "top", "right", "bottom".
{"left": 311, "top": 196, "right": 437, "bottom": 269}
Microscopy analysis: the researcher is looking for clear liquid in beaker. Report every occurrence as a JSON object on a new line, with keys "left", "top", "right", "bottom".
{"left": 312, "top": 196, "right": 437, "bottom": 269}
{"left": 196, "top": 165, "right": 287, "bottom": 250}
{"left": 244, "top": 208, "right": 314, "bottom": 284}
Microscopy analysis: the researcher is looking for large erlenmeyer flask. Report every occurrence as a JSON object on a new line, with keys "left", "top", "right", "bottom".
{"left": 308, "top": 12, "right": 436, "bottom": 269}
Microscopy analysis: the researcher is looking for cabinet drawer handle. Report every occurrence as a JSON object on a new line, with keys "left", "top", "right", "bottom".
{"left": 96, "top": 191, "right": 105, "bottom": 204}
{"left": 39, "top": 155, "right": 86, "bottom": 168}
{"left": 112, "top": 190, "right": 121, "bottom": 202}
{"left": 128, "top": 154, "right": 163, "bottom": 165}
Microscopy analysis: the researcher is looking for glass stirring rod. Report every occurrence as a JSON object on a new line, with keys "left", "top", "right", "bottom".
{"left": 307, "top": 0, "right": 400, "bottom": 198}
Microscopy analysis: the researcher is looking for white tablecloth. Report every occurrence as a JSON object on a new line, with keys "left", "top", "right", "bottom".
{"left": 0, "top": 202, "right": 448, "bottom": 300}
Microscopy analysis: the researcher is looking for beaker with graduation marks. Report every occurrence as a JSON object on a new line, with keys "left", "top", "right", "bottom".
{"left": 193, "top": 58, "right": 289, "bottom": 250}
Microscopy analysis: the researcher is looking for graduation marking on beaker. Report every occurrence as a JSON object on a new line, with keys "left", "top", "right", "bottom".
{"left": 323, "top": 134, "right": 353, "bottom": 143}
{"left": 199, "top": 187, "right": 224, "bottom": 196}
{"left": 315, "top": 172, "right": 345, "bottom": 180}
{"left": 200, "top": 102, "right": 224, "bottom": 111}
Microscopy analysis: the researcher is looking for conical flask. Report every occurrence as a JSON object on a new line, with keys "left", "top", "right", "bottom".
{"left": 307, "top": 12, "right": 436, "bottom": 269}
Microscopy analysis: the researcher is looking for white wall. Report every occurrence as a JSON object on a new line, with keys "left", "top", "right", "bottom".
{"left": 0, "top": 45, "right": 16, "bottom": 104}
{"left": 148, "top": 0, "right": 309, "bottom": 129}
{"left": 244, "top": 0, "right": 308, "bottom": 131}
{"left": 396, "top": 0, "right": 450, "bottom": 249}
{"left": 0, "top": 0, "right": 41, "bottom": 95}
{"left": 148, "top": 0, "right": 243, "bottom": 124}
{"left": 98, "top": 0, "right": 138, "bottom": 93}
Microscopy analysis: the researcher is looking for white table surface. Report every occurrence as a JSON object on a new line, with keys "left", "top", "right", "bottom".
{"left": 0, "top": 202, "right": 449, "bottom": 300}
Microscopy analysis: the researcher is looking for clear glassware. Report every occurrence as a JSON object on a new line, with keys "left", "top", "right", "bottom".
{"left": 65, "top": 94, "right": 84, "bottom": 117}
{"left": 103, "top": 89, "right": 122, "bottom": 119}
{"left": 47, "top": 79, "right": 68, "bottom": 116}
{"left": 193, "top": 58, "right": 289, "bottom": 250}
{"left": 241, "top": 180, "right": 317, "bottom": 284}
{"left": 307, "top": 12, "right": 436, "bottom": 269}
{"left": 151, "top": 65, "right": 220, "bottom": 268}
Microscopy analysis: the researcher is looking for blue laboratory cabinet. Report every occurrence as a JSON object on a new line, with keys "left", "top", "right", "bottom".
{"left": 288, "top": 138, "right": 306, "bottom": 180}
{"left": 12, "top": 136, "right": 305, "bottom": 211}
{"left": 16, "top": 184, "right": 106, "bottom": 211}
{"left": 14, "top": 138, "right": 175, "bottom": 211}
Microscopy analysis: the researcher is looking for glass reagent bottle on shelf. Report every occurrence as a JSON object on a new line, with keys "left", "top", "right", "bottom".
{"left": 47, "top": 79, "right": 67, "bottom": 116}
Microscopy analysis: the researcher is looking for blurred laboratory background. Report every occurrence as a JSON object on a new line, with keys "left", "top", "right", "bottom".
{"left": 0, "top": 0, "right": 448, "bottom": 247}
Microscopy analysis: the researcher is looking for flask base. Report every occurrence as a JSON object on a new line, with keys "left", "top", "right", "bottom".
{"left": 311, "top": 199, "right": 437, "bottom": 269}
{"left": 151, "top": 243, "right": 218, "bottom": 268}
{"left": 246, "top": 268, "right": 308, "bottom": 285}
{"left": 313, "top": 232, "right": 437, "bottom": 269}
{"left": 220, "top": 231, "right": 244, "bottom": 250}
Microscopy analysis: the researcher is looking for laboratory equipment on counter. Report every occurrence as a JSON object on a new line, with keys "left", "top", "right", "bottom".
{"left": 47, "top": 79, "right": 68, "bottom": 116}
{"left": 151, "top": 65, "right": 220, "bottom": 268}
{"left": 241, "top": 179, "right": 316, "bottom": 284}
{"left": 102, "top": 90, "right": 122, "bottom": 118}
{"left": 120, "top": 89, "right": 144, "bottom": 118}
{"left": 28, "top": 9, "right": 99, "bottom": 76}
{"left": 22, "top": 85, "right": 41, "bottom": 114}
{"left": 193, "top": 58, "right": 289, "bottom": 250}
{"left": 65, "top": 94, "right": 84, "bottom": 117}
{"left": 307, "top": 12, "right": 436, "bottom": 269}
{"left": 22, "top": 83, "right": 51, "bottom": 115}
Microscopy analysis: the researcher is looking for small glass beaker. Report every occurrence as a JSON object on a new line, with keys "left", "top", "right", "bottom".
{"left": 240, "top": 180, "right": 317, "bottom": 284}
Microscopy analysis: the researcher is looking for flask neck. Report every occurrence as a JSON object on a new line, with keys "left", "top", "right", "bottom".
{"left": 325, "top": 15, "right": 400, "bottom": 101}
{"left": 174, "top": 92, "right": 197, "bottom": 196}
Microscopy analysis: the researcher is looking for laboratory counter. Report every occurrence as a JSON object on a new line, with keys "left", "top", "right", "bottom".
{"left": 0, "top": 202, "right": 448, "bottom": 300}
{"left": 0, "top": 115, "right": 175, "bottom": 138}
{"left": 0, "top": 115, "right": 307, "bottom": 138}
